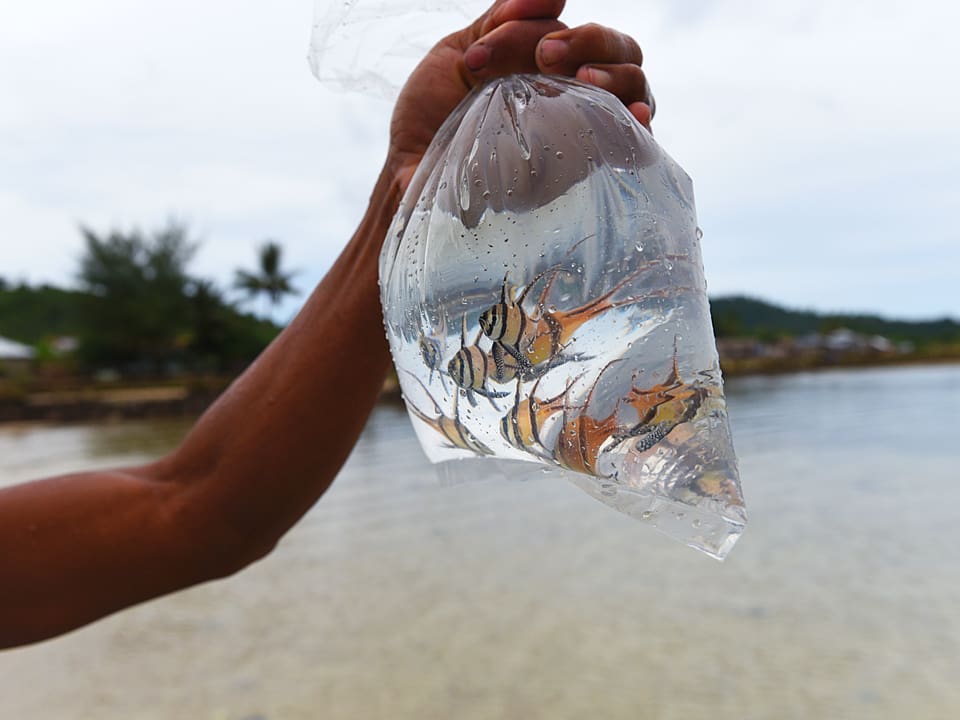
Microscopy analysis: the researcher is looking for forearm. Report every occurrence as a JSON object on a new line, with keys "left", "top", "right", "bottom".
{"left": 0, "top": 165, "right": 402, "bottom": 648}
{"left": 159, "top": 165, "right": 402, "bottom": 552}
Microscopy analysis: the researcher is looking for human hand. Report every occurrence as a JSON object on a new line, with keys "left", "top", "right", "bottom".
{"left": 388, "top": 0, "right": 654, "bottom": 192}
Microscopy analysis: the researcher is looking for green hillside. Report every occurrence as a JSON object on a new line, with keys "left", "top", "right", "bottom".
{"left": 709, "top": 295, "right": 960, "bottom": 346}
{"left": 0, "top": 282, "right": 86, "bottom": 345}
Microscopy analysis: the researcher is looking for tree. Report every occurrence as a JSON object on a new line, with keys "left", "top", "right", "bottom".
{"left": 234, "top": 241, "right": 298, "bottom": 319}
{"left": 77, "top": 220, "right": 198, "bottom": 372}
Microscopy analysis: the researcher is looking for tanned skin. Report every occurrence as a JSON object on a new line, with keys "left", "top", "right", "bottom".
{"left": 0, "top": 0, "right": 653, "bottom": 649}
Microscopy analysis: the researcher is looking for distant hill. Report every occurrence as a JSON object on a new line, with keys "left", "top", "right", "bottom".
{"left": 0, "top": 280, "right": 280, "bottom": 373}
{"left": 0, "top": 283, "right": 86, "bottom": 345}
{"left": 3, "top": 281, "right": 956, "bottom": 354}
{"left": 710, "top": 295, "right": 960, "bottom": 345}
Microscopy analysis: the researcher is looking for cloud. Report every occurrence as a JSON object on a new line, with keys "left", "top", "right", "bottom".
{"left": 0, "top": 0, "right": 957, "bottom": 320}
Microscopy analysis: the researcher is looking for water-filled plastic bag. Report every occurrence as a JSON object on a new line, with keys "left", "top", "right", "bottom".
{"left": 380, "top": 74, "right": 746, "bottom": 558}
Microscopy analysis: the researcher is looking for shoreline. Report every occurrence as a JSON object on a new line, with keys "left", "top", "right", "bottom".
{"left": 1, "top": 357, "right": 956, "bottom": 427}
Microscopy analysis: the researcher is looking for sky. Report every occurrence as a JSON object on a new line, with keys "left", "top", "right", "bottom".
{"left": 1, "top": 0, "right": 957, "bottom": 322}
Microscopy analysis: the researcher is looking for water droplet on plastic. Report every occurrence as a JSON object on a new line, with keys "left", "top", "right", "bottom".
{"left": 695, "top": 227, "right": 704, "bottom": 241}
{"left": 555, "top": 151, "right": 564, "bottom": 159}
{"left": 641, "top": 510, "right": 654, "bottom": 520}
{"left": 635, "top": 243, "right": 643, "bottom": 252}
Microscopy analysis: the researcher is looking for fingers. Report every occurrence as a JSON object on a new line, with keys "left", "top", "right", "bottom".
{"left": 537, "top": 24, "right": 653, "bottom": 129}
{"left": 465, "top": 19, "right": 568, "bottom": 77}
{"left": 537, "top": 23, "right": 643, "bottom": 74}
{"left": 575, "top": 63, "right": 654, "bottom": 129}
{"left": 627, "top": 102, "right": 654, "bottom": 132}
{"left": 460, "top": 10, "right": 654, "bottom": 129}
{"left": 472, "top": 0, "right": 566, "bottom": 39}
{"left": 574, "top": 63, "right": 649, "bottom": 108}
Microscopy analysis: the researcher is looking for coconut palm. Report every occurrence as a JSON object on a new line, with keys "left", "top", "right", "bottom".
{"left": 234, "top": 241, "right": 298, "bottom": 319}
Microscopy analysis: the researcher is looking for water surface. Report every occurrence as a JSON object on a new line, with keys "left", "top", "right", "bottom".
{"left": 1, "top": 364, "right": 957, "bottom": 719}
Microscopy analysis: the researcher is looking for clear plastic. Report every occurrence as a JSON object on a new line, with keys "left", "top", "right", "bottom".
{"left": 308, "top": 1, "right": 483, "bottom": 100}
{"left": 380, "top": 75, "right": 746, "bottom": 559}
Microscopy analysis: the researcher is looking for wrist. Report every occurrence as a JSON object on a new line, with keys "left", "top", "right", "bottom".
{"left": 347, "top": 161, "right": 406, "bottom": 260}
{"left": 384, "top": 146, "right": 420, "bottom": 198}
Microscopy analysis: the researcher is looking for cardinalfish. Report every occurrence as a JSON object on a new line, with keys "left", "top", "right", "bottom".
{"left": 481, "top": 260, "right": 682, "bottom": 371}
{"left": 402, "top": 372, "right": 492, "bottom": 456}
{"left": 478, "top": 264, "right": 565, "bottom": 372}
{"left": 417, "top": 314, "right": 449, "bottom": 391}
{"left": 477, "top": 234, "right": 599, "bottom": 359}
{"left": 418, "top": 332, "right": 449, "bottom": 391}
{"left": 446, "top": 316, "right": 514, "bottom": 409}
{"left": 500, "top": 375, "right": 581, "bottom": 460}
{"left": 683, "top": 471, "right": 743, "bottom": 506}
{"left": 617, "top": 338, "right": 707, "bottom": 453}
{"left": 554, "top": 361, "right": 625, "bottom": 477}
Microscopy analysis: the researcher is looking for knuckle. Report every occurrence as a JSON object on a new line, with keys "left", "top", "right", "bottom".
{"left": 581, "top": 22, "right": 609, "bottom": 45}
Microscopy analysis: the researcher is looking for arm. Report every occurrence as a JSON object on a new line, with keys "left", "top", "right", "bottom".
{"left": 0, "top": 0, "right": 653, "bottom": 649}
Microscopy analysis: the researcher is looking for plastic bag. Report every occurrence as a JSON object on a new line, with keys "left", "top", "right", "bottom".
{"left": 309, "top": 0, "right": 482, "bottom": 100}
{"left": 380, "top": 75, "right": 746, "bottom": 559}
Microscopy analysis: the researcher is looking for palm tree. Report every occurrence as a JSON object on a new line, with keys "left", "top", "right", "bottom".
{"left": 234, "top": 240, "right": 299, "bottom": 320}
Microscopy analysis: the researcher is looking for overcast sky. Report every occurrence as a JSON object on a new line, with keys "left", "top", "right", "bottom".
{"left": 1, "top": 0, "right": 957, "bottom": 321}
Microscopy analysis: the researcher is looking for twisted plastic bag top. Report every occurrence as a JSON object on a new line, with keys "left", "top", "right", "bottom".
{"left": 380, "top": 75, "right": 746, "bottom": 559}
{"left": 309, "top": 0, "right": 483, "bottom": 99}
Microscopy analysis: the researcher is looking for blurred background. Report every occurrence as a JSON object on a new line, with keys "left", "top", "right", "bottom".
{"left": 1, "top": 1, "right": 958, "bottom": 718}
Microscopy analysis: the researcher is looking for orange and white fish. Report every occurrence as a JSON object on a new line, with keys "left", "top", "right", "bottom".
{"left": 403, "top": 372, "right": 492, "bottom": 456}
{"left": 500, "top": 375, "right": 581, "bottom": 459}
{"left": 554, "top": 361, "right": 624, "bottom": 476}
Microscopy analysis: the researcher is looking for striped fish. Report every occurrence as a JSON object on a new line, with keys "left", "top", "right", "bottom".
{"left": 500, "top": 375, "right": 580, "bottom": 459}
{"left": 554, "top": 361, "right": 624, "bottom": 477}
{"left": 518, "top": 263, "right": 670, "bottom": 368}
{"left": 482, "top": 260, "right": 682, "bottom": 372}
{"left": 478, "top": 265, "right": 562, "bottom": 354}
{"left": 478, "top": 235, "right": 600, "bottom": 352}
{"left": 403, "top": 372, "right": 492, "bottom": 456}
{"left": 615, "top": 338, "right": 706, "bottom": 452}
{"left": 418, "top": 331, "right": 448, "bottom": 391}
{"left": 446, "top": 316, "right": 512, "bottom": 409}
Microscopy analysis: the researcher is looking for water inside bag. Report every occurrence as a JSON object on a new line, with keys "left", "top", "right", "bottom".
{"left": 379, "top": 75, "right": 746, "bottom": 559}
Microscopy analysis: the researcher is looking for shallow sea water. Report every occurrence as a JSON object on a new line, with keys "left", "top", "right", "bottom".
{"left": 0, "top": 364, "right": 957, "bottom": 719}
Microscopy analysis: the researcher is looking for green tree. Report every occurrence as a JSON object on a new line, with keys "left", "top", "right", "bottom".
{"left": 234, "top": 241, "right": 298, "bottom": 319}
{"left": 77, "top": 221, "right": 198, "bottom": 372}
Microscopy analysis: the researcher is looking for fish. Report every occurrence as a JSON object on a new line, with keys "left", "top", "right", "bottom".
{"left": 418, "top": 331, "right": 448, "bottom": 391}
{"left": 417, "top": 314, "right": 449, "bottom": 391}
{"left": 446, "top": 315, "right": 512, "bottom": 409}
{"left": 500, "top": 374, "right": 581, "bottom": 458}
{"left": 628, "top": 384, "right": 706, "bottom": 453}
{"left": 478, "top": 264, "right": 564, "bottom": 359}
{"left": 476, "top": 234, "right": 600, "bottom": 352}
{"left": 554, "top": 360, "right": 624, "bottom": 476}
{"left": 616, "top": 338, "right": 707, "bottom": 452}
{"left": 402, "top": 371, "right": 493, "bottom": 456}
{"left": 519, "top": 265, "right": 674, "bottom": 368}
{"left": 481, "top": 259, "right": 685, "bottom": 371}
{"left": 682, "top": 471, "right": 743, "bottom": 506}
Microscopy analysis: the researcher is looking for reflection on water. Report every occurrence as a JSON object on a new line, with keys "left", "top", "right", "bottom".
{"left": 1, "top": 365, "right": 958, "bottom": 719}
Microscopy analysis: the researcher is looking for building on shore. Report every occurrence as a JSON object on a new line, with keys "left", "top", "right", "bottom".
{"left": 0, "top": 336, "right": 35, "bottom": 376}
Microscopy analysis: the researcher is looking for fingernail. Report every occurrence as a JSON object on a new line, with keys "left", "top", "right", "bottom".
{"left": 588, "top": 68, "right": 612, "bottom": 86}
{"left": 465, "top": 44, "right": 490, "bottom": 72}
{"left": 539, "top": 39, "right": 568, "bottom": 66}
